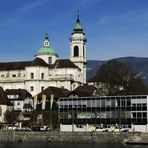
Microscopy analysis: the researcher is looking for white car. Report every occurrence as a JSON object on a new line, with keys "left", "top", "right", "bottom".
{"left": 40, "top": 126, "right": 49, "bottom": 131}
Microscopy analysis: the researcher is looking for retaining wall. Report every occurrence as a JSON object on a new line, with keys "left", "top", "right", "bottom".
{"left": 0, "top": 131, "right": 142, "bottom": 144}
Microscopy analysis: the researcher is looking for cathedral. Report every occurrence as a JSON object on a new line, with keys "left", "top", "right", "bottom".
{"left": 0, "top": 15, "right": 87, "bottom": 96}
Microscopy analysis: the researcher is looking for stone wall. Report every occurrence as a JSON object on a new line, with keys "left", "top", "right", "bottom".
{"left": 0, "top": 131, "right": 50, "bottom": 143}
{"left": 48, "top": 132, "right": 140, "bottom": 143}
{"left": 0, "top": 131, "right": 142, "bottom": 144}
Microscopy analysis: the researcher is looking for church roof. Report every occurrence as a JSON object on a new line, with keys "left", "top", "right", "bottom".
{"left": 51, "top": 59, "right": 80, "bottom": 69}
{"left": 0, "top": 58, "right": 79, "bottom": 71}
{"left": 35, "top": 86, "right": 70, "bottom": 100}
{"left": 0, "top": 87, "right": 12, "bottom": 106}
{"left": 0, "top": 58, "right": 48, "bottom": 71}
{"left": 0, "top": 61, "right": 32, "bottom": 70}
{"left": 29, "top": 58, "right": 48, "bottom": 67}
{"left": 69, "top": 85, "right": 97, "bottom": 97}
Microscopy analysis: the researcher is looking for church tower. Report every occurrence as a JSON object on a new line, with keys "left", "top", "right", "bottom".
{"left": 70, "top": 13, "right": 87, "bottom": 84}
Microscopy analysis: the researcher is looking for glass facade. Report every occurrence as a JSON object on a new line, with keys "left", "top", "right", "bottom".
{"left": 59, "top": 95, "right": 148, "bottom": 127}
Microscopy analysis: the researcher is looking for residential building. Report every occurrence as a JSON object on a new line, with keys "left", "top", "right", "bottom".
{"left": 5, "top": 89, "right": 32, "bottom": 112}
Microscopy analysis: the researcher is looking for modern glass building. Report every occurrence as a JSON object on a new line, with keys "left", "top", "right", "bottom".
{"left": 59, "top": 95, "right": 148, "bottom": 132}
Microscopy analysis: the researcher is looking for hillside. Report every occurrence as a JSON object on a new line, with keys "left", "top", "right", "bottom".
{"left": 87, "top": 57, "right": 148, "bottom": 85}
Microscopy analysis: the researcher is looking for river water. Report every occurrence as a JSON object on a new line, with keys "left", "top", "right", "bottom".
{"left": 0, "top": 143, "right": 147, "bottom": 148}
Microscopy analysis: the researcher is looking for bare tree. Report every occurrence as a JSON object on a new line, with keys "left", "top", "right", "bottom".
{"left": 92, "top": 60, "right": 148, "bottom": 95}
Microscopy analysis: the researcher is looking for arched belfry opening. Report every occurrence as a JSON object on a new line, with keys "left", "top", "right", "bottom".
{"left": 74, "top": 46, "right": 79, "bottom": 57}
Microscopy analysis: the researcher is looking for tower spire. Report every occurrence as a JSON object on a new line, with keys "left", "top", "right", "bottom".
{"left": 73, "top": 10, "right": 83, "bottom": 33}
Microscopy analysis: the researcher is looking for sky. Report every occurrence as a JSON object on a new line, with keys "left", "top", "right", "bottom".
{"left": 0, "top": 0, "right": 148, "bottom": 61}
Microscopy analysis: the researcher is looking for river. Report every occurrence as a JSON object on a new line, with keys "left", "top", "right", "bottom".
{"left": 0, "top": 143, "right": 147, "bottom": 148}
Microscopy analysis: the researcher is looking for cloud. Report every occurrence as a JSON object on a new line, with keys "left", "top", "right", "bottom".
{"left": 0, "top": 0, "right": 53, "bottom": 27}
{"left": 19, "top": 0, "right": 52, "bottom": 13}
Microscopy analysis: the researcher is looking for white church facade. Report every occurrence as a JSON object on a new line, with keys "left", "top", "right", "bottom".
{"left": 0, "top": 15, "right": 87, "bottom": 96}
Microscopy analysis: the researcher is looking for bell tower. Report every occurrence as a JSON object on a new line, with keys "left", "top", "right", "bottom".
{"left": 70, "top": 12, "right": 87, "bottom": 84}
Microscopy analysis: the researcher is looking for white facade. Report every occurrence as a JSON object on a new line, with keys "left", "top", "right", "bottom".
{"left": 0, "top": 16, "right": 87, "bottom": 96}
{"left": 60, "top": 124, "right": 96, "bottom": 132}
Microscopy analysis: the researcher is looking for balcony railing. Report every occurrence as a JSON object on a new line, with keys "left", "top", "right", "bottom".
{"left": 48, "top": 74, "right": 74, "bottom": 81}
{"left": 0, "top": 77, "right": 26, "bottom": 82}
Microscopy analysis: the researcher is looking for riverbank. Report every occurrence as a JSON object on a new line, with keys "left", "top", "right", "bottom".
{"left": 0, "top": 131, "right": 146, "bottom": 144}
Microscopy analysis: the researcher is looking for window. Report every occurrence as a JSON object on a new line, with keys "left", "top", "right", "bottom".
{"left": 12, "top": 74, "right": 16, "bottom": 77}
{"left": 1, "top": 75, "right": 4, "bottom": 78}
{"left": 48, "top": 57, "right": 52, "bottom": 64}
{"left": 74, "top": 46, "right": 79, "bottom": 57}
{"left": 45, "top": 42, "right": 48, "bottom": 45}
{"left": 30, "top": 73, "right": 34, "bottom": 79}
{"left": 41, "top": 73, "right": 44, "bottom": 79}
{"left": 133, "top": 113, "right": 136, "bottom": 118}
{"left": 30, "top": 86, "right": 34, "bottom": 91}
{"left": 137, "top": 112, "right": 141, "bottom": 118}
{"left": 18, "top": 72, "right": 21, "bottom": 77}
{"left": 17, "top": 102, "right": 20, "bottom": 106}
{"left": 41, "top": 87, "right": 44, "bottom": 91}
{"left": 143, "top": 112, "right": 147, "bottom": 118}
{"left": 6, "top": 73, "right": 9, "bottom": 77}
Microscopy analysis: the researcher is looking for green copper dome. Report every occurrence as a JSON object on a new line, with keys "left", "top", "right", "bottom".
{"left": 37, "top": 47, "right": 57, "bottom": 56}
{"left": 73, "top": 14, "right": 83, "bottom": 33}
{"left": 36, "top": 34, "right": 58, "bottom": 57}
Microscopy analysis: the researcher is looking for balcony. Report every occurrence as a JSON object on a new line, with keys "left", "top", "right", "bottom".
{"left": 48, "top": 74, "right": 74, "bottom": 81}
{"left": 0, "top": 77, "right": 26, "bottom": 82}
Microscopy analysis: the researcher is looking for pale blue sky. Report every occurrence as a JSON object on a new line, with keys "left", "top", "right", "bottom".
{"left": 0, "top": 0, "right": 148, "bottom": 61}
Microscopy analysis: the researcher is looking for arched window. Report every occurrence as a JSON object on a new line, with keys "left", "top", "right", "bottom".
{"left": 74, "top": 46, "right": 79, "bottom": 57}
{"left": 0, "top": 106, "right": 2, "bottom": 116}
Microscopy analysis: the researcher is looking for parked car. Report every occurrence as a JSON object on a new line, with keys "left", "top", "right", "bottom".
{"left": 32, "top": 125, "right": 49, "bottom": 131}
{"left": 40, "top": 126, "right": 49, "bottom": 131}
{"left": 8, "top": 126, "right": 17, "bottom": 130}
